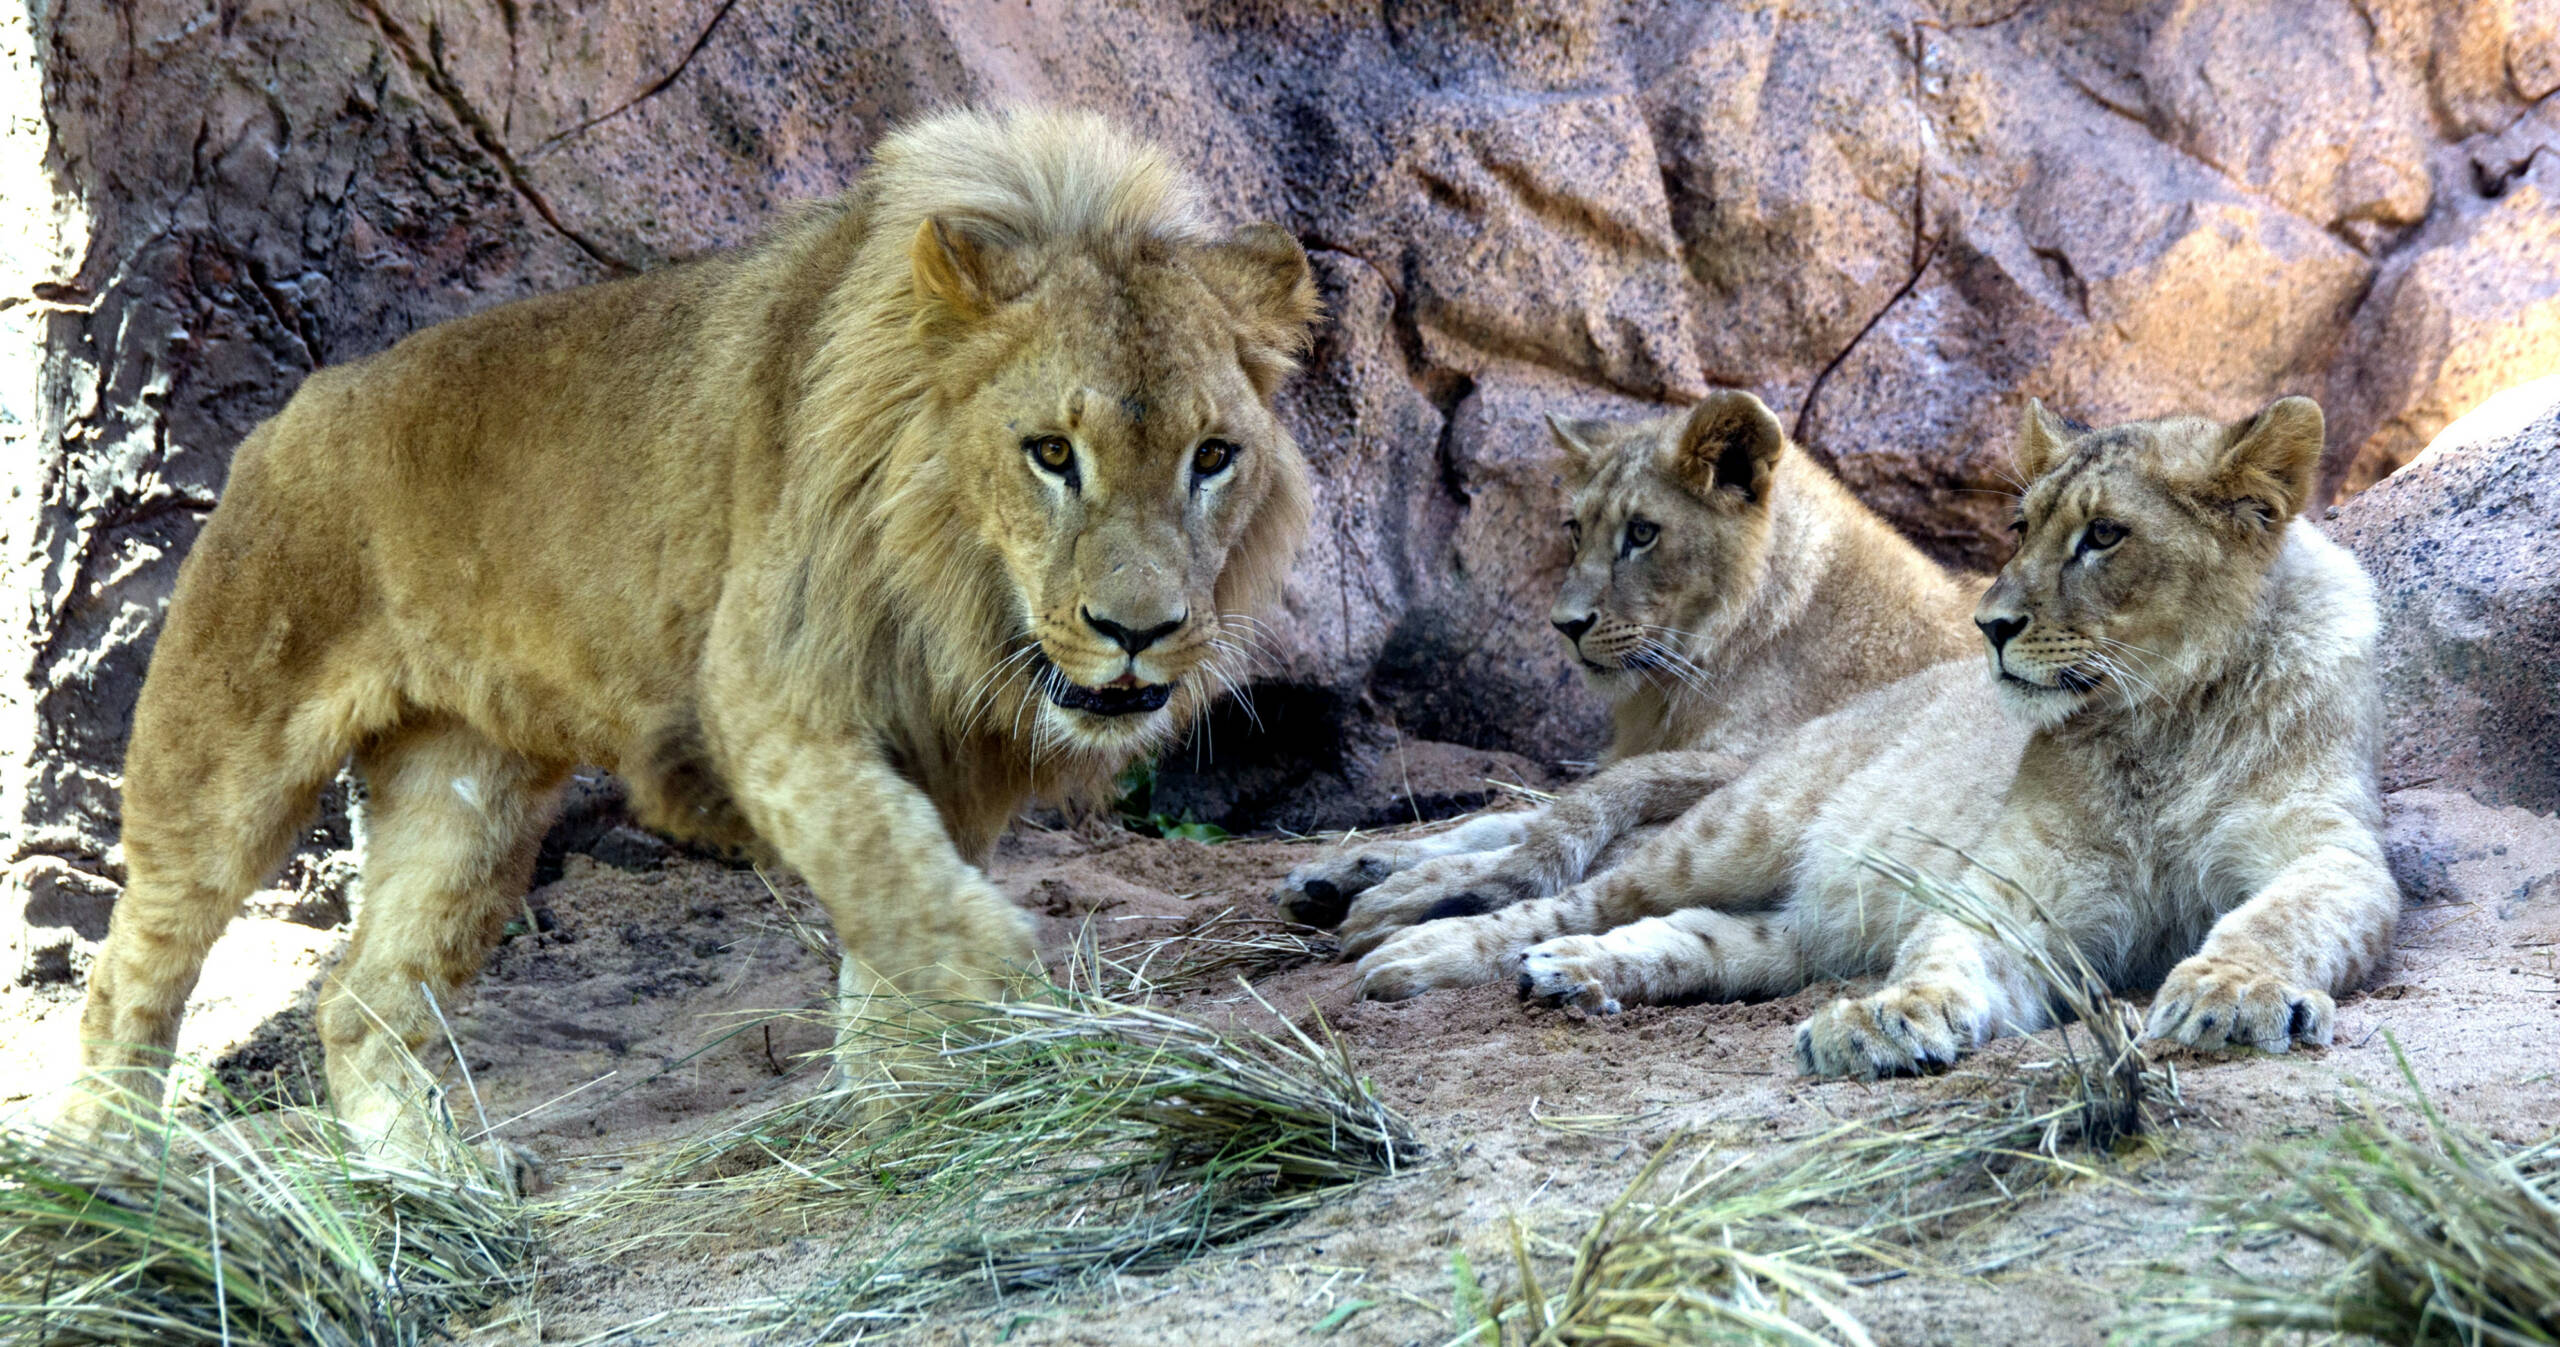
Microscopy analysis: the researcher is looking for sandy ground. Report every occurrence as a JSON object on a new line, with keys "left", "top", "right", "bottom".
{"left": 4, "top": 784, "right": 2557, "bottom": 1345}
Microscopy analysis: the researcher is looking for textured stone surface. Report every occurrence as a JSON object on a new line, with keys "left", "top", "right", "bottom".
{"left": 7, "top": 0, "right": 2559, "bottom": 970}
{"left": 2326, "top": 377, "right": 2560, "bottom": 815}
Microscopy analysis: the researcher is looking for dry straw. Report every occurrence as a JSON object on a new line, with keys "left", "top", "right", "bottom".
{"left": 2130, "top": 1040, "right": 2560, "bottom": 1346}
{"left": 574, "top": 982, "right": 1416, "bottom": 1337}
{"left": 1070, "top": 904, "right": 1336, "bottom": 1000}
{"left": 0, "top": 1073, "right": 536, "bottom": 1346}
{"left": 1501, "top": 844, "right": 2181, "bottom": 1346}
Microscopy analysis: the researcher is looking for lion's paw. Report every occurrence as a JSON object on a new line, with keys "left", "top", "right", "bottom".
{"left": 2144, "top": 956, "right": 2332, "bottom": 1053}
{"left": 1353, "top": 919, "right": 1520, "bottom": 1002}
{"left": 1273, "top": 852, "right": 1399, "bottom": 928}
{"left": 1515, "top": 936, "right": 1625, "bottom": 1015}
{"left": 1794, "top": 981, "right": 1983, "bottom": 1079}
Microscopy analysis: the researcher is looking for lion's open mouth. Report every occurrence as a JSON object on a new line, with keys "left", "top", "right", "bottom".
{"left": 1031, "top": 650, "right": 1173, "bottom": 717}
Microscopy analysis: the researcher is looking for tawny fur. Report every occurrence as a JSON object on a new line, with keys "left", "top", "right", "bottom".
{"left": 1354, "top": 397, "right": 2398, "bottom": 1079}
{"left": 1274, "top": 391, "right": 1981, "bottom": 957}
{"left": 66, "top": 108, "right": 1319, "bottom": 1150}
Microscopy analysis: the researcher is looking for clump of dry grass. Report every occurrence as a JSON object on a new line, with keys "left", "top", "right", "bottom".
{"left": 1068, "top": 905, "right": 1335, "bottom": 1000}
{"left": 1501, "top": 848, "right": 2183, "bottom": 1345}
{"left": 579, "top": 983, "right": 1415, "bottom": 1333}
{"left": 2129, "top": 1041, "right": 2560, "bottom": 1347}
{"left": 0, "top": 1079, "right": 536, "bottom": 1346}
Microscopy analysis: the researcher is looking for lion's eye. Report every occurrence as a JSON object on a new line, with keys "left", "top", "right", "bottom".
{"left": 1026, "top": 435, "right": 1075, "bottom": 476}
{"left": 2079, "top": 518, "right": 2127, "bottom": 553}
{"left": 2009, "top": 516, "right": 2028, "bottom": 536}
{"left": 1624, "top": 518, "right": 1659, "bottom": 552}
{"left": 1565, "top": 519, "right": 1583, "bottom": 547}
{"left": 1192, "top": 439, "right": 1238, "bottom": 478}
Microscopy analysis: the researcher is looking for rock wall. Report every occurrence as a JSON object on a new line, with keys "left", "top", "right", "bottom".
{"left": 8, "top": 0, "right": 2559, "bottom": 975}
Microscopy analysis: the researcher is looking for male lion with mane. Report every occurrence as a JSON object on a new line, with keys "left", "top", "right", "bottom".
{"left": 1356, "top": 396, "right": 2398, "bottom": 1078}
{"left": 67, "top": 108, "right": 1319, "bottom": 1152}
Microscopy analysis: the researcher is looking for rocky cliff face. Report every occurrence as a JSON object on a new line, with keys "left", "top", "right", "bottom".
{"left": 7, "top": 0, "right": 2557, "bottom": 975}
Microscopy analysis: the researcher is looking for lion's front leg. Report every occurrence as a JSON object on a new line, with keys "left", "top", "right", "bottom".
{"left": 722, "top": 726, "right": 1039, "bottom": 1086}
{"left": 2145, "top": 840, "right": 2396, "bottom": 1053}
{"left": 1795, "top": 914, "right": 2042, "bottom": 1079}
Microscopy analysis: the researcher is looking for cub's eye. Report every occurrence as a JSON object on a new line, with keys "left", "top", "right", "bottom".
{"left": 1564, "top": 518, "right": 1583, "bottom": 547}
{"left": 2079, "top": 518, "right": 2127, "bottom": 553}
{"left": 1624, "top": 517, "right": 1659, "bottom": 551}
{"left": 1025, "top": 435, "right": 1075, "bottom": 474}
{"left": 2008, "top": 516, "right": 2028, "bottom": 536}
{"left": 1192, "top": 438, "right": 1238, "bottom": 478}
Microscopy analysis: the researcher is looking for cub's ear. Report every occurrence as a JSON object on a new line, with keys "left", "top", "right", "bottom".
{"left": 912, "top": 216, "right": 1010, "bottom": 321}
{"left": 1198, "top": 223, "right": 1321, "bottom": 395}
{"left": 1546, "top": 413, "right": 1615, "bottom": 482}
{"left": 1670, "top": 389, "right": 1784, "bottom": 505}
{"left": 2215, "top": 395, "right": 2324, "bottom": 527}
{"left": 2016, "top": 397, "right": 2080, "bottom": 482}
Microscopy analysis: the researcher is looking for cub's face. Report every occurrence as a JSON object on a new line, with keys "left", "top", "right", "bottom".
{"left": 1978, "top": 396, "right": 2326, "bottom": 728}
{"left": 1545, "top": 391, "right": 1787, "bottom": 696}
{"left": 923, "top": 220, "right": 1318, "bottom": 753}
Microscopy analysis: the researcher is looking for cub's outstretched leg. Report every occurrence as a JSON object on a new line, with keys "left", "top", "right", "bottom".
{"left": 318, "top": 722, "right": 566, "bottom": 1152}
{"left": 1517, "top": 909, "right": 1801, "bottom": 1013}
{"left": 1354, "top": 762, "right": 1809, "bottom": 1000}
{"left": 1272, "top": 812, "right": 1533, "bottom": 928}
{"left": 1306, "top": 749, "right": 1739, "bottom": 952}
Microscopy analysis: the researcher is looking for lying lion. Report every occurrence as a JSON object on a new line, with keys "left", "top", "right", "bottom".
{"left": 1274, "top": 390, "right": 1981, "bottom": 955}
{"left": 66, "top": 108, "right": 1319, "bottom": 1152}
{"left": 1356, "top": 397, "right": 2399, "bottom": 1076}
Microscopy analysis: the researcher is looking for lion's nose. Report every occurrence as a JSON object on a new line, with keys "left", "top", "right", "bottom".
{"left": 1083, "top": 606, "right": 1185, "bottom": 654}
{"left": 1552, "top": 612, "right": 1597, "bottom": 643}
{"left": 1977, "top": 614, "right": 2028, "bottom": 652}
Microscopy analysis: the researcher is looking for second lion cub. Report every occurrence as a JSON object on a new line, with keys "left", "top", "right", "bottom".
{"left": 1274, "top": 390, "right": 1980, "bottom": 955}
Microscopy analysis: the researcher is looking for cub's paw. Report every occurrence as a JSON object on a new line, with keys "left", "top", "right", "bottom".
{"left": 2145, "top": 956, "right": 2332, "bottom": 1052}
{"left": 1337, "top": 861, "right": 1539, "bottom": 960}
{"left": 1274, "top": 852, "right": 1399, "bottom": 928}
{"left": 1353, "top": 919, "right": 1519, "bottom": 1002}
{"left": 1794, "top": 982, "right": 1982, "bottom": 1080}
{"left": 1515, "top": 936, "right": 1625, "bottom": 1015}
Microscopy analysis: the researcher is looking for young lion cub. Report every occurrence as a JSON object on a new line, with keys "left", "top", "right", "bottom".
{"left": 1274, "top": 390, "right": 1981, "bottom": 955}
{"left": 1355, "top": 397, "right": 2398, "bottom": 1078}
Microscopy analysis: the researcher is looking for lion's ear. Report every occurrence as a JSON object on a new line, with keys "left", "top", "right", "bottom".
{"left": 1199, "top": 223, "right": 1320, "bottom": 394}
{"left": 2017, "top": 397, "right": 2078, "bottom": 482}
{"left": 912, "top": 216, "right": 1007, "bottom": 320}
{"left": 2215, "top": 395, "right": 2324, "bottom": 527}
{"left": 1670, "top": 390, "right": 1784, "bottom": 505}
{"left": 1546, "top": 413, "right": 1614, "bottom": 482}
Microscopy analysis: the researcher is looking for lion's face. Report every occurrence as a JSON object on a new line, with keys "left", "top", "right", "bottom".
{"left": 921, "top": 220, "right": 1317, "bottom": 753}
{"left": 1545, "top": 392, "right": 1786, "bottom": 695}
{"left": 1978, "top": 396, "right": 2326, "bottom": 728}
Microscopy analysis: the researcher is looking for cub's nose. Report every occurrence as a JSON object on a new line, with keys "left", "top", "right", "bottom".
{"left": 1552, "top": 612, "right": 1597, "bottom": 643}
{"left": 1083, "top": 606, "right": 1185, "bottom": 655}
{"left": 1976, "top": 615, "right": 2028, "bottom": 652}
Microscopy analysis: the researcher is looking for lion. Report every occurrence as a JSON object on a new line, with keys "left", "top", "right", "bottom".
{"left": 1272, "top": 390, "right": 1981, "bottom": 957}
{"left": 65, "top": 108, "right": 1320, "bottom": 1151}
{"left": 1353, "top": 395, "right": 2398, "bottom": 1078}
